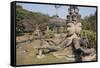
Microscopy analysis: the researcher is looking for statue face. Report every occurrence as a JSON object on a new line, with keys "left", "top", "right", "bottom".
{"left": 75, "top": 22, "right": 82, "bottom": 34}
{"left": 72, "top": 16, "right": 77, "bottom": 21}
{"left": 67, "top": 23, "right": 75, "bottom": 35}
{"left": 75, "top": 8, "right": 79, "bottom": 14}
{"left": 66, "top": 22, "right": 82, "bottom": 35}
{"left": 70, "top": 9, "right": 74, "bottom": 14}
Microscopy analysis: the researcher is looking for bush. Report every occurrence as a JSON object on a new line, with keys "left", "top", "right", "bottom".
{"left": 79, "top": 30, "right": 96, "bottom": 48}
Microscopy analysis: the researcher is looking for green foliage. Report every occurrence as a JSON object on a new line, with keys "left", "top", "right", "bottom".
{"left": 81, "top": 12, "right": 97, "bottom": 31}
{"left": 80, "top": 30, "right": 96, "bottom": 48}
{"left": 80, "top": 12, "right": 97, "bottom": 48}
{"left": 16, "top": 5, "right": 50, "bottom": 35}
{"left": 16, "top": 5, "right": 22, "bottom": 8}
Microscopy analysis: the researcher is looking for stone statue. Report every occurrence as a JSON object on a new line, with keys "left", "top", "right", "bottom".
{"left": 53, "top": 6, "right": 95, "bottom": 62}
{"left": 65, "top": 6, "right": 95, "bottom": 62}
{"left": 35, "top": 6, "right": 96, "bottom": 61}
{"left": 81, "top": 32, "right": 89, "bottom": 48}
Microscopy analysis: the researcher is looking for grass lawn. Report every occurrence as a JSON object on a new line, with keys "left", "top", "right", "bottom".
{"left": 16, "top": 39, "right": 73, "bottom": 65}
{"left": 16, "top": 34, "right": 96, "bottom": 65}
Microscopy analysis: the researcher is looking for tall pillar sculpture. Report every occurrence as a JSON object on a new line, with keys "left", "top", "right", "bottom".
{"left": 66, "top": 6, "right": 82, "bottom": 62}
{"left": 48, "top": 6, "right": 83, "bottom": 61}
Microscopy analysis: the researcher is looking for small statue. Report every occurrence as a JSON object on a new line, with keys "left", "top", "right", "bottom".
{"left": 81, "top": 32, "right": 89, "bottom": 48}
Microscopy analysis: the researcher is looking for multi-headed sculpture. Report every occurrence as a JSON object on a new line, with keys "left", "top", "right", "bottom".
{"left": 36, "top": 6, "right": 96, "bottom": 62}
{"left": 65, "top": 6, "right": 95, "bottom": 62}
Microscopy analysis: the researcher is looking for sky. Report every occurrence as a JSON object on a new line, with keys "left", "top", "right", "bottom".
{"left": 16, "top": 3, "right": 96, "bottom": 19}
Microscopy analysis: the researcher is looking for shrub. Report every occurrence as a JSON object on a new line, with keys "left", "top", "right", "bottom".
{"left": 79, "top": 30, "right": 96, "bottom": 48}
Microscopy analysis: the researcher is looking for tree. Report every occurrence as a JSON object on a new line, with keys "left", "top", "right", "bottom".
{"left": 16, "top": 5, "right": 50, "bottom": 35}
{"left": 81, "top": 12, "right": 96, "bottom": 31}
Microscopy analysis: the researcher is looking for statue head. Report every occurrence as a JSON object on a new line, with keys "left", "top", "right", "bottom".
{"left": 66, "top": 23, "right": 75, "bottom": 36}
{"left": 66, "top": 22, "right": 82, "bottom": 36}
{"left": 75, "top": 22, "right": 82, "bottom": 35}
{"left": 66, "top": 6, "right": 81, "bottom": 36}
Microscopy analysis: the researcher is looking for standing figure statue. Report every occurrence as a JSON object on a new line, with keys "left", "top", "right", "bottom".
{"left": 81, "top": 32, "right": 89, "bottom": 48}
